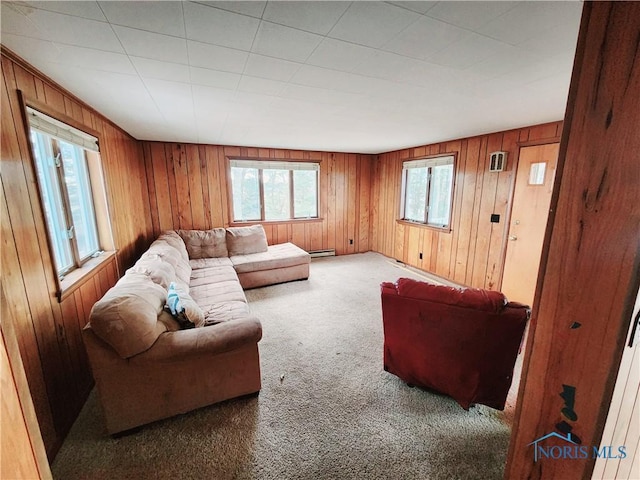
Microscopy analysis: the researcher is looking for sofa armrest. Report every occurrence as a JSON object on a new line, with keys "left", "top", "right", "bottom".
{"left": 131, "top": 316, "right": 262, "bottom": 363}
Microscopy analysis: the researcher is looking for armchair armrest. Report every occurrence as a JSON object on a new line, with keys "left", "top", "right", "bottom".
{"left": 131, "top": 316, "right": 262, "bottom": 364}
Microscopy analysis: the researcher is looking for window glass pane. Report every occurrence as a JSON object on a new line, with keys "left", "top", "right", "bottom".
{"left": 263, "top": 169, "right": 290, "bottom": 220}
{"left": 231, "top": 167, "right": 260, "bottom": 221}
{"left": 293, "top": 170, "right": 317, "bottom": 218}
{"left": 58, "top": 140, "right": 99, "bottom": 259}
{"left": 427, "top": 163, "right": 454, "bottom": 227}
{"left": 29, "top": 131, "right": 74, "bottom": 274}
{"left": 528, "top": 162, "right": 547, "bottom": 185}
{"left": 404, "top": 167, "right": 428, "bottom": 222}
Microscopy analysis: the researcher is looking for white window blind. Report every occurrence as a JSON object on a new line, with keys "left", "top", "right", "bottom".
{"left": 26, "top": 107, "right": 99, "bottom": 152}
{"left": 403, "top": 155, "right": 454, "bottom": 169}
{"left": 230, "top": 159, "right": 319, "bottom": 171}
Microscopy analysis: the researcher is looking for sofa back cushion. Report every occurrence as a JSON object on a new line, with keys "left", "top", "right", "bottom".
{"left": 177, "top": 229, "right": 228, "bottom": 258}
{"left": 226, "top": 225, "right": 268, "bottom": 256}
{"left": 157, "top": 231, "right": 189, "bottom": 262}
{"left": 89, "top": 274, "right": 168, "bottom": 358}
{"left": 127, "top": 255, "right": 176, "bottom": 289}
{"left": 144, "top": 241, "right": 191, "bottom": 285}
{"left": 395, "top": 277, "right": 506, "bottom": 313}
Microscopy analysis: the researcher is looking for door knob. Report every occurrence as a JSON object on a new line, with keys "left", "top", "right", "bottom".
{"left": 509, "top": 235, "right": 518, "bottom": 241}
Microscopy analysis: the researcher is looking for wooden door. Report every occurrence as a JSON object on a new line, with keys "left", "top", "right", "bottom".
{"left": 501, "top": 143, "right": 559, "bottom": 306}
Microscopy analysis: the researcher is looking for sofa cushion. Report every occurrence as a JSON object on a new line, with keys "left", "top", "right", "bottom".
{"left": 127, "top": 256, "right": 176, "bottom": 289}
{"left": 144, "top": 241, "right": 191, "bottom": 285}
{"left": 190, "top": 265, "right": 239, "bottom": 288}
{"left": 395, "top": 278, "right": 506, "bottom": 313}
{"left": 190, "top": 280, "right": 247, "bottom": 308}
{"left": 89, "top": 274, "right": 167, "bottom": 359}
{"left": 226, "top": 225, "right": 268, "bottom": 256}
{"left": 177, "top": 229, "right": 228, "bottom": 259}
{"left": 189, "top": 257, "right": 233, "bottom": 270}
{"left": 204, "top": 301, "right": 251, "bottom": 325}
{"left": 157, "top": 231, "right": 189, "bottom": 262}
{"left": 230, "top": 242, "right": 310, "bottom": 273}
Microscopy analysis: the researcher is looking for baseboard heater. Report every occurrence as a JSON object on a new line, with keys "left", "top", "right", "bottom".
{"left": 309, "top": 249, "right": 336, "bottom": 258}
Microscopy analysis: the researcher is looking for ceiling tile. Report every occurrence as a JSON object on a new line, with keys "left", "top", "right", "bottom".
{"left": 130, "top": 57, "right": 191, "bottom": 83}
{"left": 192, "top": 1, "right": 266, "bottom": 19}
{"left": 251, "top": 21, "right": 323, "bottom": 63}
{"left": 281, "top": 84, "right": 361, "bottom": 106}
{"left": 350, "top": 50, "right": 420, "bottom": 81}
{"left": 243, "top": 54, "right": 301, "bottom": 82}
{"left": 51, "top": 44, "right": 136, "bottom": 74}
{"left": 16, "top": 7, "right": 123, "bottom": 52}
{"left": 192, "top": 84, "right": 236, "bottom": 110}
{"left": 0, "top": 4, "right": 46, "bottom": 38}
{"left": 11, "top": 1, "right": 106, "bottom": 21}
{"left": 387, "top": 2, "right": 438, "bottom": 15}
{"left": 426, "top": 33, "right": 512, "bottom": 69}
{"left": 465, "top": 47, "right": 542, "bottom": 80}
{"left": 238, "top": 76, "right": 288, "bottom": 96}
{"left": 183, "top": 2, "right": 259, "bottom": 51}
{"left": 187, "top": 40, "right": 248, "bottom": 73}
{"left": 0, "top": 33, "right": 61, "bottom": 65}
{"left": 518, "top": 23, "right": 581, "bottom": 58}
{"left": 306, "top": 38, "right": 376, "bottom": 72}
{"left": 290, "top": 65, "right": 386, "bottom": 94}
{"left": 426, "top": 1, "right": 518, "bottom": 31}
{"left": 114, "top": 25, "right": 187, "bottom": 63}
{"left": 190, "top": 67, "right": 241, "bottom": 90}
{"left": 478, "top": 1, "right": 584, "bottom": 46}
{"left": 382, "top": 16, "right": 470, "bottom": 60}
{"left": 328, "top": 2, "right": 420, "bottom": 48}
{"left": 98, "top": 1, "right": 185, "bottom": 37}
{"left": 262, "top": 1, "right": 350, "bottom": 35}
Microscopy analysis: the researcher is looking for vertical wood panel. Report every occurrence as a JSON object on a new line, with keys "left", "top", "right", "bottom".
{"left": 370, "top": 120, "right": 562, "bottom": 290}
{"left": 1, "top": 50, "right": 153, "bottom": 460}
{"left": 505, "top": 3, "right": 640, "bottom": 478}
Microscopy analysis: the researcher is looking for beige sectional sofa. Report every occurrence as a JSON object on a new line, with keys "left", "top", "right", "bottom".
{"left": 83, "top": 225, "right": 310, "bottom": 434}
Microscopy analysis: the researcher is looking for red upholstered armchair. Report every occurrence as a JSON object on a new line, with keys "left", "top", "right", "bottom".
{"left": 381, "top": 278, "right": 529, "bottom": 410}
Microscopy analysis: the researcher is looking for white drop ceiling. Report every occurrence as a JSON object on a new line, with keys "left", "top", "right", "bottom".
{"left": 1, "top": 1, "right": 583, "bottom": 154}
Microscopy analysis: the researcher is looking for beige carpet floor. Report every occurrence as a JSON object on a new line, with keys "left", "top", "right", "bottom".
{"left": 52, "top": 252, "right": 519, "bottom": 480}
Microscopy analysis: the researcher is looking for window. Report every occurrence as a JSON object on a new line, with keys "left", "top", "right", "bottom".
{"left": 400, "top": 155, "right": 455, "bottom": 228}
{"left": 27, "top": 107, "right": 104, "bottom": 277}
{"left": 230, "top": 160, "right": 319, "bottom": 222}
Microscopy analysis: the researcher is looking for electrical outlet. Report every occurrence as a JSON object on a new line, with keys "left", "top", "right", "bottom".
{"left": 419, "top": 252, "right": 423, "bottom": 260}
{"left": 349, "top": 239, "right": 353, "bottom": 245}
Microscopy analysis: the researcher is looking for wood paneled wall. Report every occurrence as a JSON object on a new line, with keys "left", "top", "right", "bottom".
{"left": 505, "top": 2, "right": 640, "bottom": 478}
{"left": 370, "top": 122, "right": 562, "bottom": 290}
{"left": 1, "top": 49, "right": 154, "bottom": 458}
{"left": 142, "top": 142, "right": 372, "bottom": 255}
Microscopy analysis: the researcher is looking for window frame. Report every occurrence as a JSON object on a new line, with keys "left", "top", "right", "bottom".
{"left": 227, "top": 158, "right": 321, "bottom": 224}
{"left": 399, "top": 153, "right": 456, "bottom": 231}
{"left": 19, "top": 92, "right": 115, "bottom": 300}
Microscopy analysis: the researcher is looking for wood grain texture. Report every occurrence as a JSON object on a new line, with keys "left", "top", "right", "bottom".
{"left": 1, "top": 49, "right": 153, "bottom": 459}
{"left": 142, "top": 142, "right": 372, "bottom": 255}
{"left": 505, "top": 3, "right": 640, "bottom": 478}
{"left": 369, "top": 121, "right": 562, "bottom": 290}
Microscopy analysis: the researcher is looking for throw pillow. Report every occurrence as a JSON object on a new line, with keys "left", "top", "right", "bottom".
{"left": 166, "top": 282, "right": 205, "bottom": 329}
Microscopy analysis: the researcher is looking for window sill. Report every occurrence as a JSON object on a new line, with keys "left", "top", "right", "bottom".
{"left": 58, "top": 251, "right": 117, "bottom": 302}
{"left": 396, "top": 219, "right": 452, "bottom": 233}
{"left": 230, "top": 218, "right": 324, "bottom": 227}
